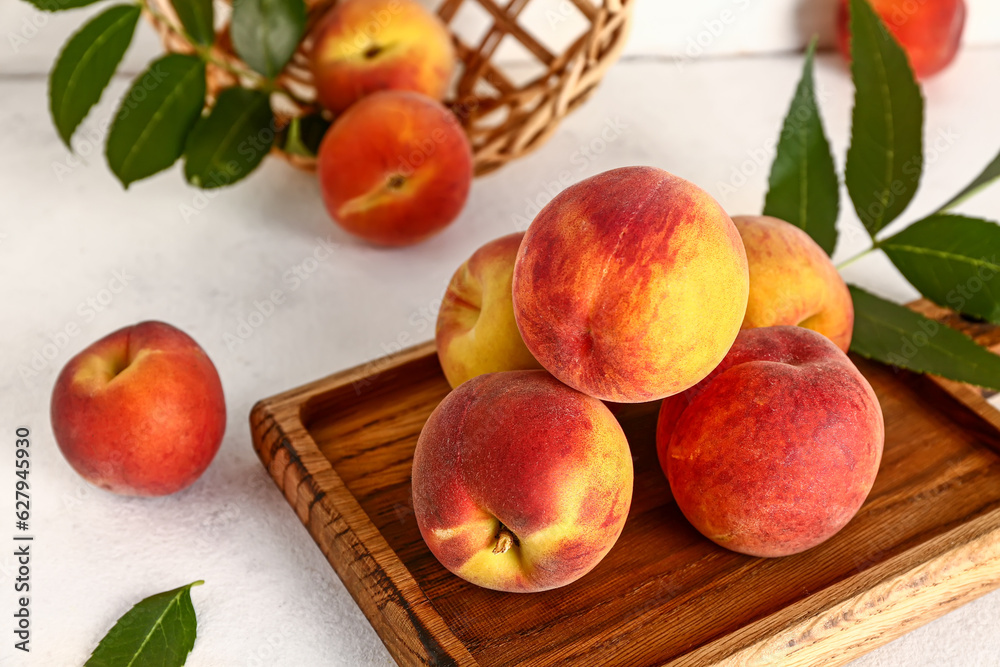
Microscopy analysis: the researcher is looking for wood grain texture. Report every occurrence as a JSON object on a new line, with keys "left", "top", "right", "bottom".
{"left": 250, "top": 300, "right": 1000, "bottom": 666}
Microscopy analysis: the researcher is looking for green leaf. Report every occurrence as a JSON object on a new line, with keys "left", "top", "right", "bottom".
{"left": 172, "top": 0, "right": 215, "bottom": 47}
{"left": 106, "top": 54, "right": 207, "bottom": 188}
{"left": 844, "top": 0, "right": 924, "bottom": 238}
{"left": 230, "top": 0, "right": 307, "bottom": 78}
{"left": 762, "top": 38, "right": 840, "bottom": 256}
{"left": 849, "top": 285, "right": 1000, "bottom": 390}
{"left": 22, "top": 0, "right": 107, "bottom": 11}
{"left": 881, "top": 214, "right": 1000, "bottom": 323}
{"left": 281, "top": 113, "right": 331, "bottom": 157}
{"left": 85, "top": 581, "right": 203, "bottom": 667}
{"left": 184, "top": 87, "right": 274, "bottom": 188}
{"left": 49, "top": 4, "right": 140, "bottom": 148}
{"left": 939, "top": 148, "right": 1000, "bottom": 212}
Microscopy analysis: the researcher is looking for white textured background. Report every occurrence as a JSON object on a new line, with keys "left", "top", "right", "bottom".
{"left": 2, "top": 1, "right": 1000, "bottom": 665}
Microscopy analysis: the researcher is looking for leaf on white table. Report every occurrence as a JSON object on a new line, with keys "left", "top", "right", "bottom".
{"left": 85, "top": 580, "right": 204, "bottom": 667}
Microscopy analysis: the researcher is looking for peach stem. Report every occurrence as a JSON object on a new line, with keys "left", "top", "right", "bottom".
{"left": 493, "top": 526, "right": 516, "bottom": 555}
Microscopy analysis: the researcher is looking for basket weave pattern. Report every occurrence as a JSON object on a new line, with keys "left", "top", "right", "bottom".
{"left": 146, "top": 0, "right": 634, "bottom": 175}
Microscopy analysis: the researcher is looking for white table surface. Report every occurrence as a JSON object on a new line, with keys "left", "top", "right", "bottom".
{"left": 2, "top": 42, "right": 1000, "bottom": 666}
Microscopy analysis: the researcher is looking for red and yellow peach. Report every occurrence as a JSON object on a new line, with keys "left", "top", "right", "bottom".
{"left": 836, "top": 0, "right": 966, "bottom": 79}
{"left": 317, "top": 90, "right": 473, "bottom": 246}
{"left": 311, "top": 0, "right": 456, "bottom": 113}
{"left": 658, "top": 326, "right": 884, "bottom": 557}
{"left": 734, "top": 215, "right": 854, "bottom": 352}
{"left": 436, "top": 232, "right": 541, "bottom": 388}
{"left": 512, "top": 166, "right": 749, "bottom": 403}
{"left": 413, "top": 370, "right": 633, "bottom": 592}
{"left": 50, "top": 321, "right": 226, "bottom": 497}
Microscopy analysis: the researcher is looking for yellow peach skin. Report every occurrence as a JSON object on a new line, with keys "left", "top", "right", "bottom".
{"left": 311, "top": 0, "right": 456, "bottom": 113}
{"left": 436, "top": 232, "right": 542, "bottom": 388}
{"left": 733, "top": 215, "right": 854, "bottom": 352}
{"left": 412, "top": 371, "right": 633, "bottom": 592}
{"left": 512, "top": 167, "right": 749, "bottom": 403}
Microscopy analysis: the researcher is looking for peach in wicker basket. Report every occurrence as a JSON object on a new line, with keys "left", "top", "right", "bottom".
{"left": 146, "top": 0, "right": 635, "bottom": 176}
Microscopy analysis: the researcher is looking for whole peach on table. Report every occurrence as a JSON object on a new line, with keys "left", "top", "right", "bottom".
{"left": 836, "top": 0, "right": 966, "bottom": 78}
{"left": 733, "top": 215, "right": 854, "bottom": 352}
{"left": 311, "top": 0, "right": 456, "bottom": 113}
{"left": 50, "top": 321, "right": 226, "bottom": 497}
{"left": 317, "top": 90, "right": 473, "bottom": 246}
{"left": 512, "top": 166, "right": 749, "bottom": 403}
{"left": 436, "top": 232, "right": 541, "bottom": 388}
{"left": 412, "top": 370, "right": 633, "bottom": 592}
{"left": 658, "top": 326, "right": 884, "bottom": 558}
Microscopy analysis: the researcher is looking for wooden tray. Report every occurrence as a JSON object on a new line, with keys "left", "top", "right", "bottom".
{"left": 250, "top": 300, "right": 1000, "bottom": 666}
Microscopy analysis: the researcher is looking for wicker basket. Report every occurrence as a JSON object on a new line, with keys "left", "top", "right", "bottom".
{"left": 146, "top": 0, "right": 634, "bottom": 176}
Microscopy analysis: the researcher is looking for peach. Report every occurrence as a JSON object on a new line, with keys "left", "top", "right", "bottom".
{"left": 50, "top": 321, "right": 226, "bottom": 497}
{"left": 311, "top": 0, "right": 456, "bottom": 113}
{"left": 733, "top": 215, "right": 854, "bottom": 352}
{"left": 836, "top": 0, "right": 966, "bottom": 79}
{"left": 512, "top": 166, "right": 749, "bottom": 403}
{"left": 436, "top": 232, "right": 541, "bottom": 388}
{"left": 658, "top": 326, "right": 884, "bottom": 557}
{"left": 412, "top": 370, "right": 633, "bottom": 592}
{"left": 317, "top": 90, "right": 473, "bottom": 246}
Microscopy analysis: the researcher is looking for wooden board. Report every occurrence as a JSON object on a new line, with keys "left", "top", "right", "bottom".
{"left": 250, "top": 300, "right": 1000, "bottom": 666}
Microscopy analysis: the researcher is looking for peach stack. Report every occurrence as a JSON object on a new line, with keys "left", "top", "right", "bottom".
{"left": 310, "top": 0, "right": 472, "bottom": 246}
{"left": 414, "top": 165, "right": 885, "bottom": 592}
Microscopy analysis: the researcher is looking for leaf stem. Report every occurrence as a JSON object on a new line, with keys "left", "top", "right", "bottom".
{"left": 135, "top": 0, "right": 307, "bottom": 105}
{"left": 836, "top": 244, "right": 879, "bottom": 271}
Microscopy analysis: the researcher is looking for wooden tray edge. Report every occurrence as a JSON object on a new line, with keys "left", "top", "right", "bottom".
{"left": 249, "top": 301, "right": 1000, "bottom": 666}
{"left": 250, "top": 349, "right": 478, "bottom": 667}
{"left": 675, "top": 509, "right": 1000, "bottom": 666}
